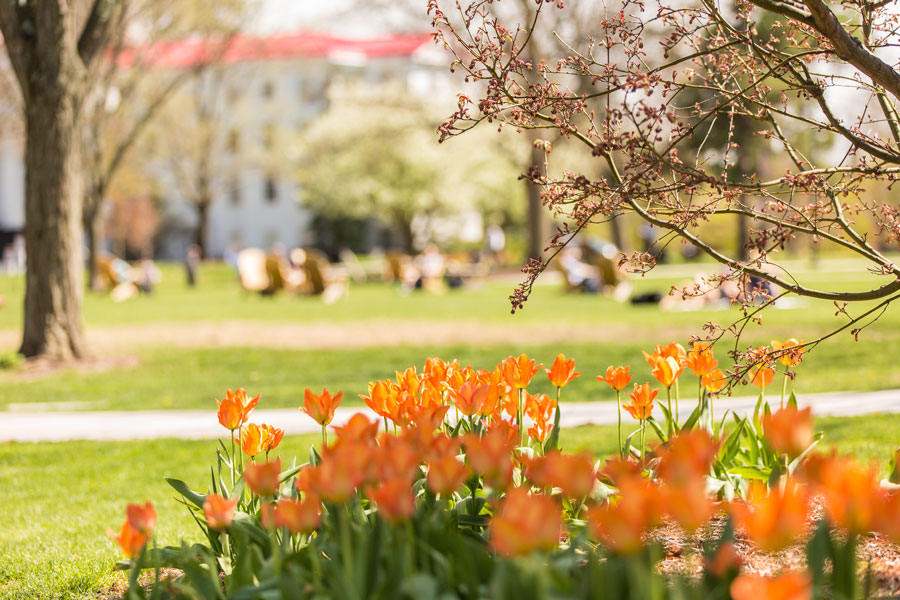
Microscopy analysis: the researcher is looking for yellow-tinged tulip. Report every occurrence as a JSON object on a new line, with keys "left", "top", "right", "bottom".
{"left": 650, "top": 355, "right": 682, "bottom": 387}
{"left": 771, "top": 338, "right": 805, "bottom": 367}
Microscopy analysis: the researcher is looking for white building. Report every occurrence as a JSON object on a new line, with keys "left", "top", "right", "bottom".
{"left": 0, "top": 31, "right": 456, "bottom": 261}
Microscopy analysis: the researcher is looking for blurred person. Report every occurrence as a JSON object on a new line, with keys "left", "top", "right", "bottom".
{"left": 185, "top": 244, "right": 201, "bottom": 288}
{"left": 413, "top": 243, "right": 447, "bottom": 294}
{"left": 559, "top": 246, "right": 602, "bottom": 293}
{"left": 135, "top": 259, "right": 162, "bottom": 295}
{"left": 485, "top": 223, "right": 506, "bottom": 264}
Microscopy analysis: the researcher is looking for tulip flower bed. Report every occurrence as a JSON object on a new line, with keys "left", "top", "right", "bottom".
{"left": 108, "top": 344, "right": 900, "bottom": 599}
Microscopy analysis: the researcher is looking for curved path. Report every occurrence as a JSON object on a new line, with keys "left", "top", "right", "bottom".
{"left": 2, "top": 388, "right": 900, "bottom": 442}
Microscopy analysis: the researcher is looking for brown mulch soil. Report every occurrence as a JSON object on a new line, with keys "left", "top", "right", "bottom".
{"left": 652, "top": 501, "right": 900, "bottom": 595}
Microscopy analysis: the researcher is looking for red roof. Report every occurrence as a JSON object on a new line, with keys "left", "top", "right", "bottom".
{"left": 115, "top": 31, "right": 433, "bottom": 69}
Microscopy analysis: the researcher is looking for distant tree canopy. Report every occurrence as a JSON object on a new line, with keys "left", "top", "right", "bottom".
{"left": 298, "top": 81, "right": 525, "bottom": 253}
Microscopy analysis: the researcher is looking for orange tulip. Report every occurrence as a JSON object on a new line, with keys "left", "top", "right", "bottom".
{"left": 597, "top": 365, "right": 631, "bottom": 391}
{"left": 489, "top": 487, "right": 562, "bottom": 556}
{"left": 203, "top": 493, "right": 239, "bottom": 530}
{"left": 588, "top": 479, "right": 661, "bottom": 554}
{"left": 702, "top": 368, "right": 727, "bottom": 393}
{"left": 463, "top": 426, "right": 516, "bottom": 489}
{"left": 815, "top": 455, "right": 881, "bottom": 534}
{"left": 275, "top": 497, "right": 321, "bottom": 534}
{"left": 525, "top": 391, "right": 556, "bottom": 425}
{"left": 475, "top": 382, "right": 503, "bottom": 420}
{"left": 315, "top": 443, "right": 368, "bottom": 503}
{"left": 874, "top": 491, "right": 900, "bottom": 545}
{"left": 423, "top": 357, "right": 451, "bottom": 388}
{"left": 411, "top": 403, "right": 451, "bottom": 433}
{"left": 704, "top": 541, "right": 742, "bottom": 579}
{"left": 244, "top": 457, "right": 282, "bottom": 497}
{"left": 450, "top": 381, "right": 487, "bottom": 417}
{"left": 731, "top": 482, "right": 809, "bottom": 552}
{"left": 528, "top": 419, "right": 553, "bottom": 444}
{"left": 662, "top": 475, "right": 713, "bottom": 533}
{"left": 546, "top": 354, "right": 581, "bottom": 388}
{"left": 684, "top": 342, "right": 718, "bottom": 377}
{"left": 643, "top": 343, "right": 687, "bottom": 366}
{"left": 375, "top": 435, "right": 422, "bottom": 483}
{"left": 368, "top": 478, "right": 416, "bottom": 522}
{"left": 301, "top": 387, "right": 343, "bottom": 426}
{"left": 333, "top": 413, "right": 380, "bottom": 446}
{"left": 240, "top": 423, "right": 265, "bottom": 458}
{"left": 526, "top": 450, "right": 596, "bottom": 500}
{"left": 426, "top": 454, "right": 470, "bottom": 496}
{"left": 125, "top": 501, "right": 156, "bottom": 535}
{"left": 622, "top": 383, "right": 658, "bottom": 420}
{"left": 217, "top": 388, "right": 260, "bottom": 430}
{"left": 730, "top": 572, "right": 811, "bottom": 600}
{"left": 501, "top": 354, "right": 541, "bottom": 389}
{"left": 395, "top": 366, "right": 421, "bottom": 398}
{"left": 650, "top": 355, "right": 682, "bottom": 388}
{"left": 771, "top": 338, "right": 805, "bottom": 367}
{"left": 217, "top": 394, "right": 244, "bottom": 431}
{"left": 750, "top": 364, "right": 775, "bottom": 388}
{"left": 260, "top": 424, "right": 285, "bottom": 453}
{"left": 762, "top": 406, "right": 814, "bottom": 458}
{"left": 360, "top": 379, "right": 394, "bottom": 419}
{"left": 656, "top": 430, "right": 720, "bottom": 483}
{"left": 107, "top": 519, "right": 148, "bottom": 559}
{"left": 447, "top": 363, "right": 476, "bottom": 392}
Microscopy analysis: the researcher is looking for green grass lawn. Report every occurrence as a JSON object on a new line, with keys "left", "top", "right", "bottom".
{"left": 1, "top": 337, "right": 897, "bottom": 412}
{"left": 0, "top": 259, "right": 900, "bottom": 410}
{"left": 1, "top": 414, "right": 897, "bottom": 599}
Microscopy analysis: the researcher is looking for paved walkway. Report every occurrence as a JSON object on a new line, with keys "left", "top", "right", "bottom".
{"left": 3, "top": 389, "right": 900, "bottom": 442}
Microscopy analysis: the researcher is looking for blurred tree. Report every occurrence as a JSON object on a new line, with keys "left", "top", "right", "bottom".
{"left": 83, "top": 0, "right": 250, "bottom": 274}
{"left": 0, "top": 1, "right": 125, "bottom": 360}
{"left": 298, "top": 81, "right": 524, "bottom": 254}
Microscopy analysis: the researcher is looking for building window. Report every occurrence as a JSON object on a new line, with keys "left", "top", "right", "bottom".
{"left": 262, "top": 80, "right": 274, "bottom": 100}
{"left": 263, "top": 123, "right": 275, "bottom": 150}
{"left": 264, "top": 176, "right": 277, "bottom": 203}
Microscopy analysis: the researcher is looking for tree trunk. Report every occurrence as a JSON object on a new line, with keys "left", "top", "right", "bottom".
{"left": 84, "top": 187, "right": 105, "bottom": 292}
{"left": 196, "top": 197, "right": 210, "bottom": 258}
{"left": 609, "top": 216, "right": 627, "bottom": 252}
{"left": 394, "top": 213, "right": 416, "bottom": 255}
{"left": 20, "top": 91, "right": 87, "bottom": 360}
{"left": 526, "top": 132, "right": 546, "bottom": 260}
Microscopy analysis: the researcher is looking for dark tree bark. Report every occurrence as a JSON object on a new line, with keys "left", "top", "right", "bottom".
{"left": 525, "top": 130, "right": 546, "bottom": 260}
{"left": 84, "top": 184, "right": 105, "bottom": 291}
{"left": 0, "top": 1, "right": 123, "bottom": 361}
{"left": 196, "top": 196, "right": 210, "bottom": 258}
{"left": 20, "top": 83, "right": 87, "bottom": 359}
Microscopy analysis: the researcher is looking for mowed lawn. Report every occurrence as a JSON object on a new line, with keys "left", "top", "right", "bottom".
{"left": 2, "top": 414, "right": 900, "bottom": 600}
{"left": 1, "top": 260, "right": 900, "bottom": 410}
{"left": 0, "top": 259, "right": 899, "bottom": 598}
